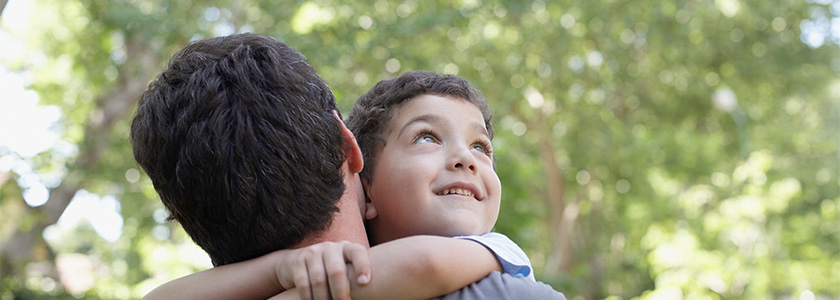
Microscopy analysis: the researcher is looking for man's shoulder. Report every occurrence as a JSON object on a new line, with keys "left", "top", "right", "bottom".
{"left": 432, "top": 271, "right": 566, "bottom": 300}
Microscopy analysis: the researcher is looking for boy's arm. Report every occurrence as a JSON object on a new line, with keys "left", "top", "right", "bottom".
{"left": 142, "top": 241, "right": 370, "bottom": 300}
{"left": 143, "top": 236, "right": 500, "bottom": 300}
{"left": 349, "top": 235, "right": 502, "bottom": 300}
{"left": 275, "top": 236, "right": 501, "bottom": 300}
{"left": 142, "top": 250, "right": 285, "bottom": 300}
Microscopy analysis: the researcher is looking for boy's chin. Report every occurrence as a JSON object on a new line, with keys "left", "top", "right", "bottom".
{"left": 439, "top": 224, "right": 488, "bottom": 237}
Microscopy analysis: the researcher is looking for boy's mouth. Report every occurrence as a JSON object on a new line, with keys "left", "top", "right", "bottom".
{"left": 437, "top": 188, "right": 475, "bottom": 198}
{"left": 435, "top": 183, "right": 482, "bottom": 201}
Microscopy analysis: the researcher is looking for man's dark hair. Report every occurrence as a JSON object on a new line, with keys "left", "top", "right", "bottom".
{"left": 345, "top": 70, "right": 493, "bottom": 184}
{"left": 130, "top": 33, "right": 346, "bottom": 266}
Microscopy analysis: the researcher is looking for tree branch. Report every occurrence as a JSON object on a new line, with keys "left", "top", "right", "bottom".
{"left": 42, "top": 31, "right": 157, "bottom": 225}
{"left": 0, "top": 171, "right": 10, "bottom": 187}
{"left": 0, "top": 31, "right": 158, "bottom": 281}
{"left": 0, "top": 0, "right": 8, "bottom": 18}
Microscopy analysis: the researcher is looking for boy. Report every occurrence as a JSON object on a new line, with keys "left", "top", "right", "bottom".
{"left": 276, "top": 71, "right": 539, "bottom": 299}
{"left": 347, "top": 70, "right": 535, "bottom": 278}
{"left": 138, "top": 33, "right": 563, "bottom": 299}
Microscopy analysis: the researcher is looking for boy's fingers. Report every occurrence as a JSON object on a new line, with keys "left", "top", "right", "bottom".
{"left": 294, "top": 264, "right": 312, "bottom": 300}
{"left": 343, "top": 243, "right": 371, "bottom": 285}
{"left": 306, "top": 253, "right": 330, "bottom": 300}
{"left": 280, "top": 258, "right": 308, "bottom": 291}
{"left": 324, "top": 245, "right": 351, "bottom": 300}
{"left": 287, "top": 253, "right": 313, "bottom": 300}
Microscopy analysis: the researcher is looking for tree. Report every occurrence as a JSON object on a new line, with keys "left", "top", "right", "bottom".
{"left": 0, "top": 0, "right": 8, "bottom": 17}
{"left": 1, "top": 0, "right": 838, "bottom": 299}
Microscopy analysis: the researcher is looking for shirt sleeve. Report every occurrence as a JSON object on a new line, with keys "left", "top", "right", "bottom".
{"left": 453, "top": 232, "right": 535, "bottom": 281}
{"left": 431, "top": 271, "right": 567, "bottom": 300}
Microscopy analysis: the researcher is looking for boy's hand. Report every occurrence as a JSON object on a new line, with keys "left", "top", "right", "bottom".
{"left": 274, "top": 241, "right": 371, "bottom": 300}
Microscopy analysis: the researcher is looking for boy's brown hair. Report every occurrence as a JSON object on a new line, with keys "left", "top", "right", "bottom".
{"left": 346, "top": 70, "right": 494, "bottom": 183}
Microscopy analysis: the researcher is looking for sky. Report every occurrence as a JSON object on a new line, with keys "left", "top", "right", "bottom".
{"left": 0, "top": 0, "right": 124, "bottom": 242}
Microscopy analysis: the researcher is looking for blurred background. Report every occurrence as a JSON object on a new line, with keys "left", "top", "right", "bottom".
{"left": 1, "top": 0, "right": 838, "bottom": 299}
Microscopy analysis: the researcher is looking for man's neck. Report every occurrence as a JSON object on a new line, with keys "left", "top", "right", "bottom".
{"left": 293, "top": 171, "right": 369, "bottom": 248}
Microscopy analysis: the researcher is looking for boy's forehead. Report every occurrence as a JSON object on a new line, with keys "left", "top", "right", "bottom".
{"left": 387, "top": 94, "right": 487, "bottom": 131}
{"left": 395, "top": 94, "right": 471, "bottom": 114}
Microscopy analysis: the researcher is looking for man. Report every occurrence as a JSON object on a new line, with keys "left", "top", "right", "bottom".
{"left": 132, "top": 33, "right": 564, "bottom": 299}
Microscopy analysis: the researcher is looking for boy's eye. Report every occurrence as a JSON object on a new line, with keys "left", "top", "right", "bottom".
{"left": 471, "top": 141, "right": 493, "bottom": 157}
{"left": 413, "top": 132, "right": 439, "bottom": 144}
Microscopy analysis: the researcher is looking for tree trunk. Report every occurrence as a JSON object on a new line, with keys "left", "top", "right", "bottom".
{"left": 540, "top": 134, "right": 582, "bottom": 275}
{"left": 0, "top": 0, "right": 8, "bottom": 17}
{"left": 0, "top": 34, "right": 157, "bottom": 290}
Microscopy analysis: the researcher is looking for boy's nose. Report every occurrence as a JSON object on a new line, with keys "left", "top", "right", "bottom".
{"left": 453, "top": 162, "right": 476, "bottom": 172}
{"left": 447, "top": 145, "right": 477, "bottom": 173}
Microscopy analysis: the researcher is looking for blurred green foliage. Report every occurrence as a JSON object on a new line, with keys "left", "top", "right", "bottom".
{"left": 1, "top": 0, "right": 838, "bottom": 299}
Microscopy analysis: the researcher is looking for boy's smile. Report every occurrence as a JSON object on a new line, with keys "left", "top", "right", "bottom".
{"left": 435, "top": 182, "right": 480, "bottom": 200}
{"left": 364, "top": 94, "right": 501, "bottom": 244}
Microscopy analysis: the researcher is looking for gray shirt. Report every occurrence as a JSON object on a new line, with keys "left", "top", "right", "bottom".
{"left": 432, "top": 271, "right": 566, "bottom": 300}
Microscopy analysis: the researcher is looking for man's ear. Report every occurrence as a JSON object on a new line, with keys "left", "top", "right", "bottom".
{"left": 333, "top": 111, "right": 363, "bottom": 173}
{"left": 361, "top": 178, "right": 378, "bottom": 221}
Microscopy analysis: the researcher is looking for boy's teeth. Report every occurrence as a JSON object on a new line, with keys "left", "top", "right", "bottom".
{"left": 441, "top": 188, "right": 474, "bottom": 197}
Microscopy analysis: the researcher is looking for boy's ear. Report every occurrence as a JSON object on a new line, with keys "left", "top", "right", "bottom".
{"left": 333, "top": 111, "right": 363, "bottom": 174}
{"left": 361, "top": 178, "right": 378, "bottom": 221}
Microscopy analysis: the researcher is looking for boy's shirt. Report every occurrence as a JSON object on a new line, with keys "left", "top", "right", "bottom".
{"left": 432, "top": 271, "right": 566, "bottom": 300}
{"left": 453, "top": 232, "right": 535, "bottom": 281}
{"left": 438, "top": 234, "right": 566, "bottom": 299}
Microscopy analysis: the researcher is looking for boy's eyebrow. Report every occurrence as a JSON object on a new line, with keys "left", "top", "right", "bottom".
{"left": 473, "top": 122, "right": 491, "bottom": 140}
{"left": 397, "top": 114, "right": 443, "bottom": 138}
{"left": 396, "top": 113, "right": 490, "bottom": 139}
